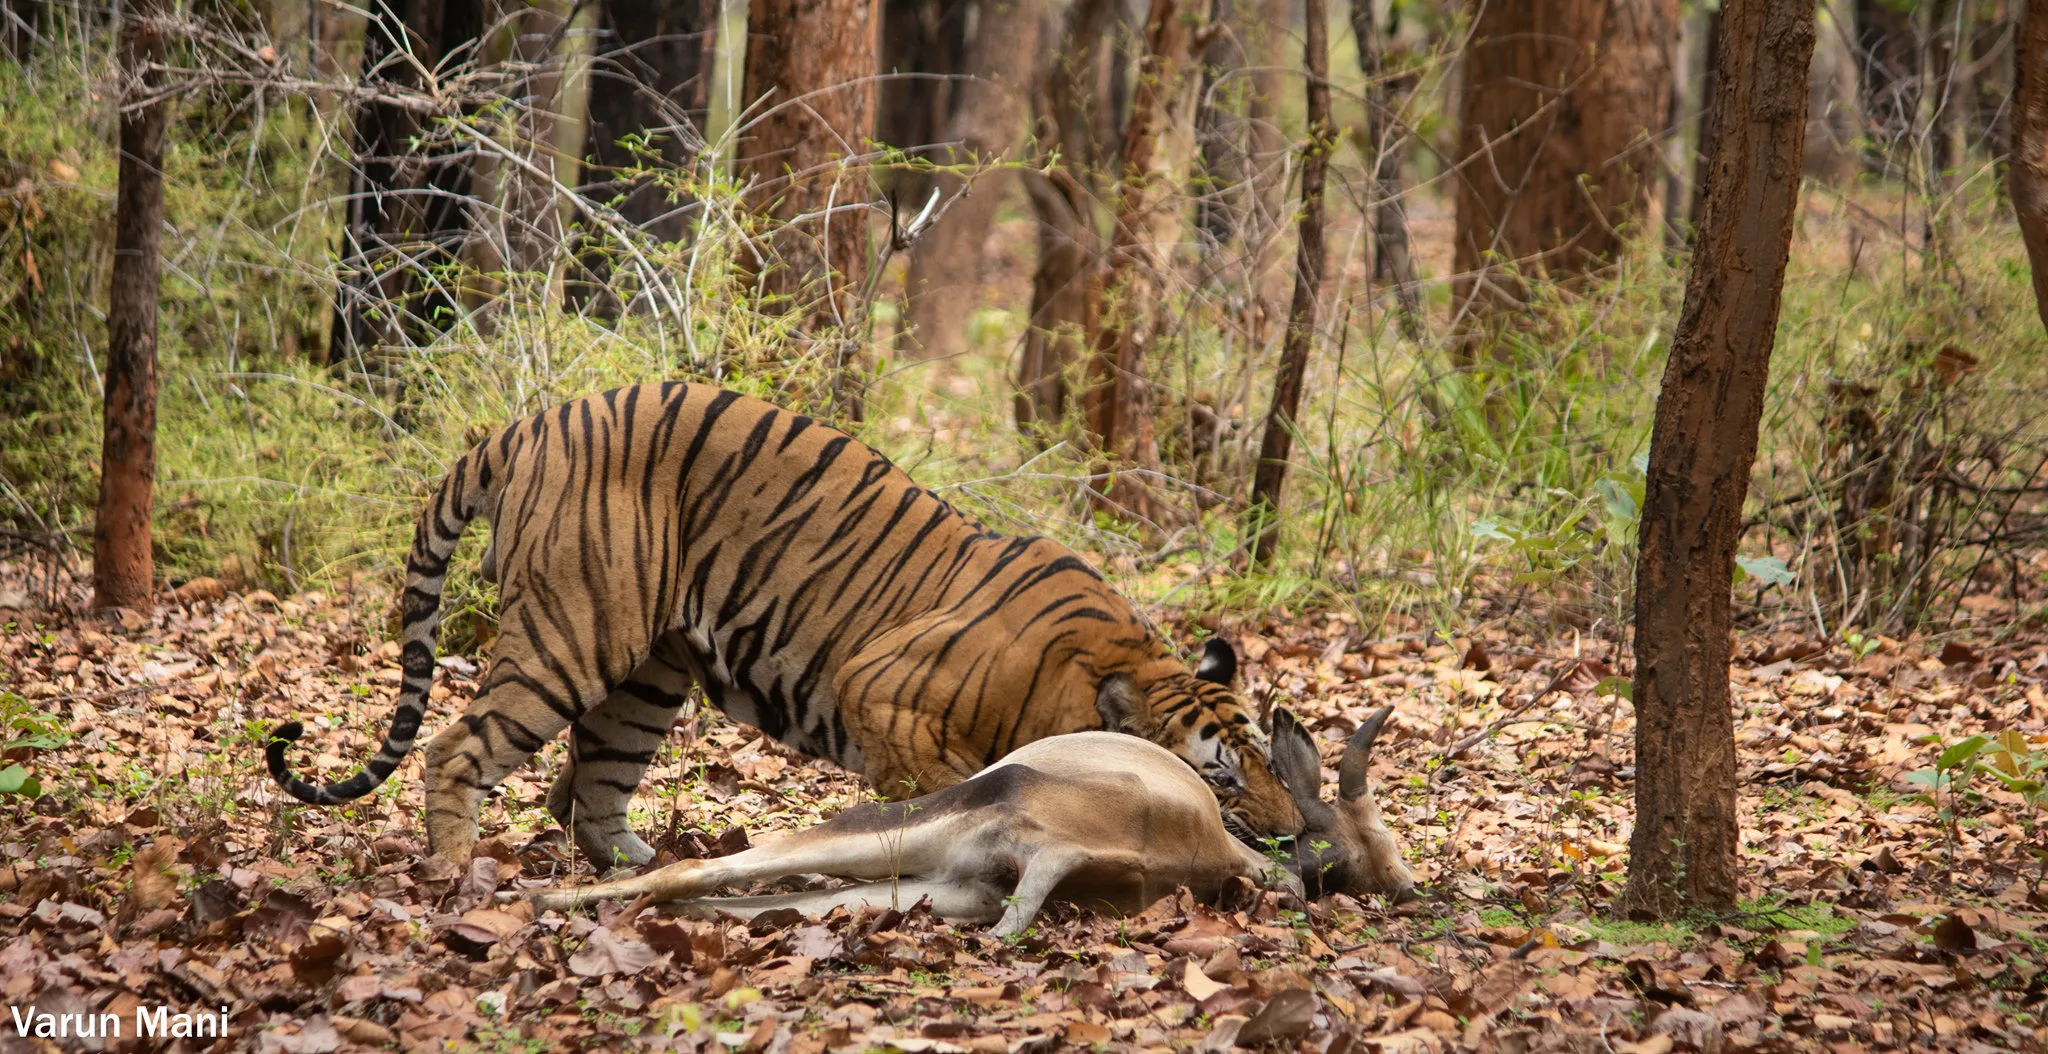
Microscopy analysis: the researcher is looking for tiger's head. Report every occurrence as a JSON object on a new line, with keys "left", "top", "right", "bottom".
{"left": 1098, "top": 639, "right": 1305, "bottom": 842}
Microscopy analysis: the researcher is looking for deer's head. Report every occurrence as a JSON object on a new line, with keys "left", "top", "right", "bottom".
{"left": 1265, "top": 706, "right": 1418, "bottom": 902}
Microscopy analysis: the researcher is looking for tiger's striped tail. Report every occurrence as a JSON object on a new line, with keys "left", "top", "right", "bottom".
{"left": 266, "top": 446, "right": 493, "bottom": 805}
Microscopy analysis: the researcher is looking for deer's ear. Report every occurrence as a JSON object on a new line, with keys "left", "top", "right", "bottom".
{"left": 1266, "top": 707, "right": 1325, "bottom": 809}
{"left": 1195, "top": 639, "right": 1237, "bottom": 685}
{"left": 1096, "top": 675, "right": 1144, "bottom": 732}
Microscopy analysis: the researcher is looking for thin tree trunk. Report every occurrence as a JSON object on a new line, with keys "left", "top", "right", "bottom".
{"left": 1015, "top": 0, "right": 1116, "bottom": 434}
{"left": 1926, "top": 0, "right": 1961, "bottom": 262}
{"left": 900, "top": 0, "right": 1042, "bottom": 360}
{"left": 2013, "top": 0, "right": 2048, "bottom": 334}
{"left": 1195, "top": 0, "right": 1288, "bottom": 256}
{"left": 94, "top": 0, "right": 169, "bottom": 610}
{"left": 462, "top": 0, "right": 576, "bottom": 319}
{"left": 572, "top": 0, "right": 718, "bottom": 315}
{"left": 1351, "top": 0, "right": 1423, "bottom": 341}
{"left": 1246, "top": 0, "right": 1330, "bottom": 567}
{"left": 740, "top": 0, "right": 880, "bottom": 419}
{"left": 1969, "top": 2, "right": 2014, "bottom": 158}
{"left": 1450, "top": 0, "right": 1679, "bottom": 350}
{"left": 1660, "top": 5, "right": 1690, "bottom": 251}
{"left": 1621, "top": 0, "right": 1815, "bottom": 920}
{"left": 326, "top": 0, "right": 483, "bottom": 363}
{"left": 1083, "top": 0, "right": 1209, "bottom": 522}
{"left": 1686, "top": 3, "right": 1721, "bottom": 234}
{"left": 1855, "top": 0, "right": 1917, "bottom": 173}
{"left": 2, "top": 0, "right": 40, "bottom": 59}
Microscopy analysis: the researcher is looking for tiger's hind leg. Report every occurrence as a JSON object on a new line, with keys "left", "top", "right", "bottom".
{"left": 548, "top": 634, "right": 697, "bottom": 868}
{"left": 424, "top": 604, "right": 627, "bottom": 862}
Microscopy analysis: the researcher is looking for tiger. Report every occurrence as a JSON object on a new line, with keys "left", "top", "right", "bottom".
{"left": 264, "top": 383, "right": 1303, "bottom": 865}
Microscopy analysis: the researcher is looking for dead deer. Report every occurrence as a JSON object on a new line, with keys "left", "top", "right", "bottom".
{"left": 522, "top": 707, "right": 1415, "bottom": 936}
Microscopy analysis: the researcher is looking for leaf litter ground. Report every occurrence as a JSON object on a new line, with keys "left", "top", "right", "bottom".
{"left": 2, "top": 562, "right": 2045, "bottom": 1053}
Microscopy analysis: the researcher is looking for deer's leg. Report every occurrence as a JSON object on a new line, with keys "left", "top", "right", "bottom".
{"left": 547, "top": 635, "right": 697, "bottom": 868}
{"left": 530, "top": 809, "right": 992, "bottom": 912}
{"left": 665, "top": 878, "right": 1007, "bottom": 926}
{"left": 991, "top": 847, "right": 1153, "bottom": 937}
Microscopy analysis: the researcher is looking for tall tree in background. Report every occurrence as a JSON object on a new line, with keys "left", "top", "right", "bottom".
{"left": 2014, "top": 0, "right": 2048, "bottom": 334}
{"left": 1083, "top": 0, "right": 1208, "bottom": 520}
{"left": 572, "top": 0, "right": 718, "bottom": 314}
{"left": 462, "top": 0, "right": 578, "bottom": 318}
{"left": 94, "top": 0, "right": 169, "bottom": 609}
{"left": 1195, "top": 0, "right": 1289, "bottom": 260}
{"left": 1351, "top": 0, "right": 1423, "bottom": 340}
{"left": 900, "top": 0, "right": 1042, "bottom": 361}
{"left": 1855, "top": 0, "right": 1918, "bottom": 171}
{"left": 1451, "top": 0, "right": 1678, "bottom": 342}
{"left": 1015, "top": 0, "right": 1118, "bottom": 432}
{"left": 327, "top": 0, "right": 484, "bottom": 362}
{"left": 1623, "top": 0, "right": 1814, "bottom": 918}
{"left": 1246, "top": 0, "right": 1331, "bottom": 567}
{"left": 740, "top": 0, "right": 880, "bottom": 419}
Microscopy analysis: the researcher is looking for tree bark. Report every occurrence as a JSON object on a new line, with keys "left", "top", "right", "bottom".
{"left": 1083, "top": 0, "right": 1209, "bottom": 521}
{"left": 1246, "top": 0, "right": 1330, "bottom": 567}
{"left": 326, "top": 0, "right": 484, "bottom": 362}
{"left": 1621, "top": 0, "right": 1814, "bottom": 920}
{"left": 1450, "top": 0, "right": 1679, "bottom": 336}
{"left": 572, "top": 0, "right": 718, "bottom": 315}
{"left": 2013, "top": 0, "right": 2048, "bottom": 334}
{"left": 94, "top": 0, "right": 170, "bottom": 610}
{"left": 740, "top": 0, "right": 880, "bottom": 419}
{"left": 1351, "top": 0, "right": 1424, "bottom": 341}
{"left": 900, "top": 0, "right": 1042, "bottom": 360}
{"left": 1015, "top": 0, "right": 1117, "bottom": 434}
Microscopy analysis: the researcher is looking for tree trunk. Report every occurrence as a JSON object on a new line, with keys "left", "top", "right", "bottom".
{"left": 1855, "top": 0, "right": 1917, "bottom": 172}
{"left": 2013, "top": 0, "right": 2048, "bottom": 334}
{"left": 94, "top": 0, "right": 169, "bottom": 610}
{"left": 1083, "top": 0, "right": 1208, "bottom": 521}
{"left": 462, "top": 0, "right": 577, "bottom": 319}
{"left": 1686, "top": 3, "right": 1721, "bottom": 234}
{"left": 1351, "top": 0, "right": 1424, "bottom": 341}
{"left": 2, "top": 0, "right": 41, "bottom": 60}
{"left": 740, "top": 0, "right": 880, "bottom": 419}
{"left": 1450, "top": 0, "right": 1679, "bottom": 341}
{"left": 1195, "top": 0, "right": 1288, "bottom": 256}
{"left": 572, "top": 0, "right": 719, "bottom": 315}
{"left": 1015, "top": 0, "right": 1117, "bottom": 434}
{"left": 326, "top": 0, "right": 484, "bottom": 363}
{"left": 1621, "top": 0, "right": 1814, "bottom": 920}
{"left": 1926, "top": 0, "right": 1961, "bottom": 260}
{"left": 900, "top": 0, "right": 1042, "bottom": 360}
{"left": 1246, "top": 0, "right": 1330, "bottom": 567}
{"left": 1969, "top": 2, "right": 2014, "bottom": 158}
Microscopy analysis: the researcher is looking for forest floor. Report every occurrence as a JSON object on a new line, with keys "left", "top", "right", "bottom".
{"left": 2, "top": 560, "right": 2046, "bottom": 1054}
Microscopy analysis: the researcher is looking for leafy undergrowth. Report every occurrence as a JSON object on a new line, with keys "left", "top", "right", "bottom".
{"left": 2, "top": 561, "right": 2046, "bottom": 1052}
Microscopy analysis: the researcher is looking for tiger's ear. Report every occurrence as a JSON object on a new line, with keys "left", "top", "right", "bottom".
{"left": 1095, "top": 674, "right": 1144, "bottom": 732}
{"left": 1195, "top": 639, "right": 1237, "bottom": 685}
